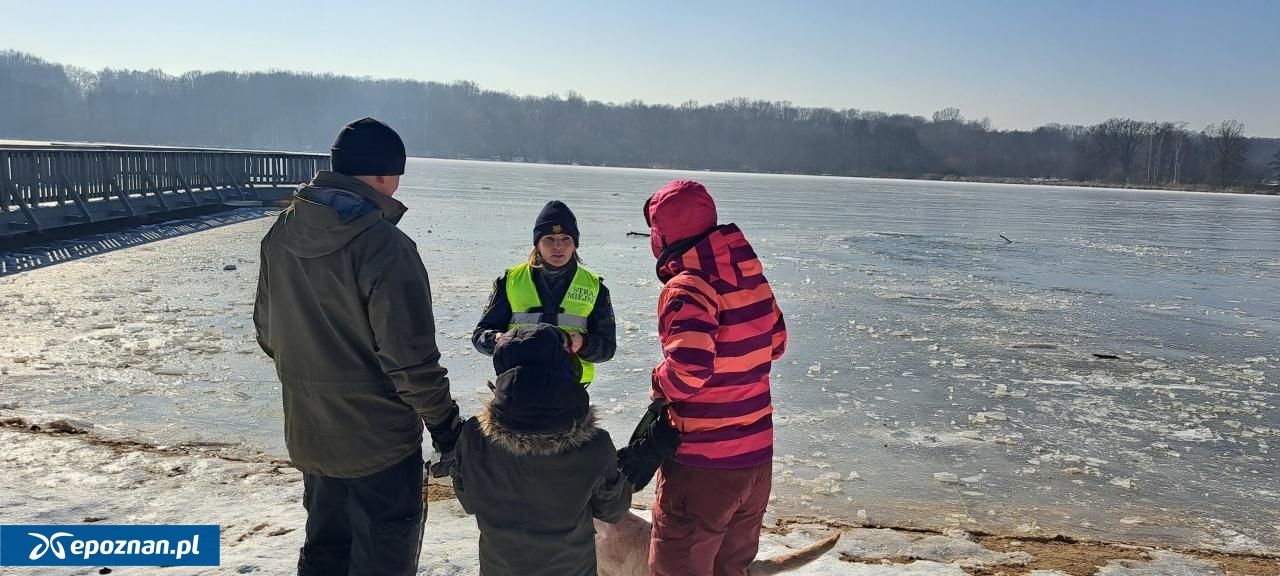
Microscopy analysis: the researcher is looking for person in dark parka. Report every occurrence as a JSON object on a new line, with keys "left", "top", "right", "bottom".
{"left": 451, "top": 323, "right": 632, "bottom": 576}
{"left": 254, "top": 117, "right": 463, "bottom": 575}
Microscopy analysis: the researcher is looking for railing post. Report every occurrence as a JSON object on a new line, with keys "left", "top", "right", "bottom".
{"left": 107, "top": 179, "right": 138, "bottom": 217}
{"left": 0, "top": 150, "right": 10, "bottom": 214}
{"left": 198, "top": 170, "right": 226, "bottom": 202}
{"left": 60, "top": 175, "right": 94, "bottom": 223}
{"left": 173, "top": 171, "right": 202, "bottom": 206}
{"left": 143, "top": 175, "right": 171, "bottom": 210}
{"left": 3, "top": 178, "right": 41, "bottom": 231}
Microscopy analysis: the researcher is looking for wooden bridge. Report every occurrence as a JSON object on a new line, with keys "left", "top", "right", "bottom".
{"left": 0, "top": 142, "right": 327, "bottom": 240}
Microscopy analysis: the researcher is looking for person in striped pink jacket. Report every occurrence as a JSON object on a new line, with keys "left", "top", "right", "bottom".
{"left": 638, "top": 179, "right": 788, "bottom": 576}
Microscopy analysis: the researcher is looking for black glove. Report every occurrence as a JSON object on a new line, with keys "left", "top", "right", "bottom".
{"left": 617, "top": 412, "right": 681, "bottom": 491}
{"left": 426, "top": 401, "right": 464, "bottom": 455}
{"left": 427, "top": 451, "right": 455, "bottom": 479}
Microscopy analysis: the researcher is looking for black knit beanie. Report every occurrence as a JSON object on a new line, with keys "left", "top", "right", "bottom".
{"left": 330, "top": 117, "right": 407, "bottom": 176}
{"left": 490, "top": 324, "right": 589, "bottom": 433}
{"left": 532, "top": 200, "right": 580, "bottom": 246}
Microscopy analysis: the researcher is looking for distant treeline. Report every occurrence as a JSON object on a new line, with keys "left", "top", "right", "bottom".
{"left": 3, "top": 51, "right": 1279, "bottom": 191}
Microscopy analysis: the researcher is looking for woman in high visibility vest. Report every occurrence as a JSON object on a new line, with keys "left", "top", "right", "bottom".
{"left": 472, "top": 200, "right": 616, "bottom": 385}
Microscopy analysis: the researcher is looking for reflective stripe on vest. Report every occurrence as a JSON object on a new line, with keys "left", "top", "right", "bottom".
{"left": 505, "top": 262, "right": 600, "bottom": 384}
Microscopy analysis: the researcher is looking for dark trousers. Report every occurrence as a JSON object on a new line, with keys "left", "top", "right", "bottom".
{"left": 297, "top": 449, "right": 425, "bottom": 576}
{"left": 649, "top": 460, "right": 772, "bottom": 576}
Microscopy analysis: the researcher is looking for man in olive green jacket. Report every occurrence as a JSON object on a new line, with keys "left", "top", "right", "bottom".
{"left": 254, "top": 117, "right": 462, "bottom": 575}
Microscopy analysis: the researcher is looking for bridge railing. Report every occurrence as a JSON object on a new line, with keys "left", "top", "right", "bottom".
{"left": 0, "top": 147, "right": 328, "bottom": 214}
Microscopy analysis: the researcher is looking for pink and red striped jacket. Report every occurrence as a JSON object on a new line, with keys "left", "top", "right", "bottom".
{"left": 651, "top": 223, "right": 787, "bottom": 469}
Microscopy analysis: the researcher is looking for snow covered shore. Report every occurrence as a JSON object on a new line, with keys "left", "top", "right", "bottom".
{"left": 3, "top": 422, "right": 1273, "bottom": 575}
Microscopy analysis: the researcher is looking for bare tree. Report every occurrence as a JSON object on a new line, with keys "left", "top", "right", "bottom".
{"left": 1169, "top": 123, "right": 1191, "bottom": 184}
{"left": 1087, "top": 118, "right": 1148, "bottom": 182}
{"left": 1203, "top": 120, "right": 1250, "bottom": 187}
{"left": 1269, "top": 148, "right": 1280, "bottom": 179}
{"left": 1143, "top": 122, "right": 1168, "bottom": 184}
{"left": 1141, "top": 122, "right": 1198, "bottom": 185}
{"left": 931, "top": 107, "right": 963, "bottom": 123}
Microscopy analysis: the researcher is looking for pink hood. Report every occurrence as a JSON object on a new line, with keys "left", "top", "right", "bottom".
{"left": 645, "top": 180, "right": 718, "bottom": 259}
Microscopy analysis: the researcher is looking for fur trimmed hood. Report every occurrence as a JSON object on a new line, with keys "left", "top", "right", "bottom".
{"left": 477, "top": 402, "right": 600, "bottom": 456}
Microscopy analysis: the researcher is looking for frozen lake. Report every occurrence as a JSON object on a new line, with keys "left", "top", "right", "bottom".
{"left": 2, "top": 158, "right": 1276, "bottom": 553}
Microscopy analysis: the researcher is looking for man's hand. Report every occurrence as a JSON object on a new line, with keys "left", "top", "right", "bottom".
{"left": 427, "top": 401, "right": 464, "bottom": 457}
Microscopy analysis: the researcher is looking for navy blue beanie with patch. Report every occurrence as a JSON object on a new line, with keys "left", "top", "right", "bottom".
{"left": 532, "top": 200, "right": 580, "bottom": 246}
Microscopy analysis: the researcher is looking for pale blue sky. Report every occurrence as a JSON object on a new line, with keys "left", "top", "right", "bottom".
{"left": 5, "top": 0, "right": 1278, "bottom": 136}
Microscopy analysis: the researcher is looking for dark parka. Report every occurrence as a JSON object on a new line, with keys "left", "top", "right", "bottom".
{"left": 254, "top": 170, "right": 460, "bottom": 478}
{"left": 451, "top": 324, "right": 631, "bottom": 576}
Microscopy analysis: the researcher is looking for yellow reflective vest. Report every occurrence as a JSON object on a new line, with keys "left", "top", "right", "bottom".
{"left": 505, "top": 263, "right": 600, "bottom": 384}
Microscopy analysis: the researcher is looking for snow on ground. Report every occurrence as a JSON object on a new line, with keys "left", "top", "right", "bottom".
{"left": 0, "top": 424, "right": 1263, "bottom": 576}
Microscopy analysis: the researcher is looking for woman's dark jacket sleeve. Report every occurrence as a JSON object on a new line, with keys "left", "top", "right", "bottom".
{"left": 472, "top": 274, "right": 513, "bottom": 356}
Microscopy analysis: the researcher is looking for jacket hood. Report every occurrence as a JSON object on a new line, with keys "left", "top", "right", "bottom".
{"left": 478, "top": 399, "right": 599, "bottom": 456}
{"left": 657, "top": 223, "right": 766, "bottom": 288}
{"left": 483, "top": 362, "right": 591, "bottom": 438}
{"left": 277, "top": 170, "right": 408, "bottom": 258}
{"left": 645, "top": 179, "right": 718, "bottom": 259}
